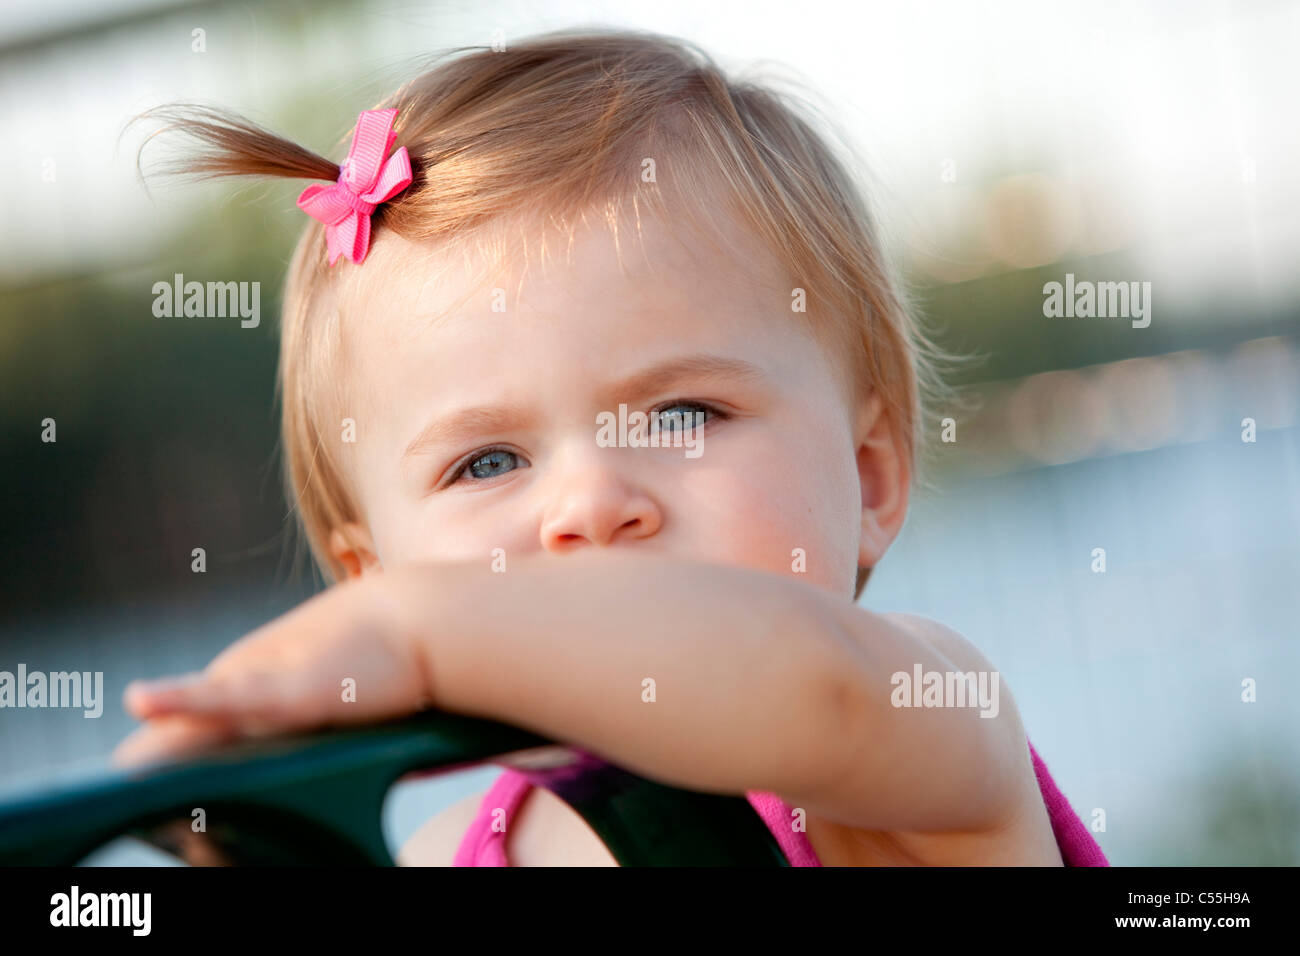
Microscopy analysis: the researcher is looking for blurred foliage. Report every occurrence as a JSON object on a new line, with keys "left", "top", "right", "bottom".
{"left": 0, "top": 192, "right": 309, "bottom": 615}
{"left": 914, "top": 250, "right": 1300, "bottom": 387}
{"left": 1142, "top": 738, "right": 1300, "bottom": 865}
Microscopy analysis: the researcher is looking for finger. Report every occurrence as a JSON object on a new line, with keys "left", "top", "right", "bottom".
{"left": 126, "top": 671, "right": 271, "bottom": 720}
{"left": 126, "top": 669, "right": 327, "bottom": 737}
{"left": 124, "top": 671, "right": 224, "bottom": 717}
{"left": 112, "top": 716, "right": 232, "bottom": 765}
{"left": 111, "top": 715, "right": 238, "bottom": 769}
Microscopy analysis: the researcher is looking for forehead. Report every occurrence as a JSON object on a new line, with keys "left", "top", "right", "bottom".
{"left": 335, "top": 207, "right": 833, "bottom": 411}
{"left": 363, "top": 207, "right": 784, "bottom": 318}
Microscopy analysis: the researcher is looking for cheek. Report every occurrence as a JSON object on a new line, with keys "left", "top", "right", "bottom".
{"left": 365, "top": 491, "right": 535, "bottom": 567}
{"left": 682, "top": 431, "right": 859, "bottom": 589}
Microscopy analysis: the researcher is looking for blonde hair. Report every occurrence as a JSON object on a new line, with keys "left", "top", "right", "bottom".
{"left": 134, "top": 27, "right": 942, "bottom": 600}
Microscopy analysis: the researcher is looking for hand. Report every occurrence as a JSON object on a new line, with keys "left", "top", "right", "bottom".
{"left": 112, "top": 574, "right": 432, "bottom": 768}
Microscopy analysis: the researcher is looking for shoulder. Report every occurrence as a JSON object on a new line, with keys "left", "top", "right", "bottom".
{"left": 398, "top": 779, "right": 620, "bottom": 867}
{"left": 873, "top": 611, "right": 1028, "bottom": 738}
{"left": 398, "top": 787, "right": 488, "bottom": 866}
{"left": 509, "top": 784, "right": 620, "bottom": 866}
{"left": 875, "top": 612, "right": 1045, "bottom": 815}
{"left": 874, "top": 612, "right": 997, "bottom": 673}
{"left": 868, "top": 611, "right": 1021, "bottom": 714}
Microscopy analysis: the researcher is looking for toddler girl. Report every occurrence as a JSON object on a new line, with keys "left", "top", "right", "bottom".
{"left": 116, "top": 28, "right": 1108, "bottom": 867}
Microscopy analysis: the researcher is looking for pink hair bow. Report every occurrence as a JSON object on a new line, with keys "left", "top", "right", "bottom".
{"left": 297, "top": 108, "right": 413, "bottom": 265}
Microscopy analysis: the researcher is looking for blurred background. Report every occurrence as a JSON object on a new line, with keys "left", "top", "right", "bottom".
{"left": 1, "top": 0, "right": 1297, "bottom": 865}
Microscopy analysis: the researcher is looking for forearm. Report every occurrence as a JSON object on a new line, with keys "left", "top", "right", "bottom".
{"left": 383, "top": 551, "right": 856, "bottom": 801}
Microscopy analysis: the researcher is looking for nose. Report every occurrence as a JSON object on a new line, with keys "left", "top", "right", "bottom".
{"left": 538, "top": 448, "right": 663, "bottom": 553}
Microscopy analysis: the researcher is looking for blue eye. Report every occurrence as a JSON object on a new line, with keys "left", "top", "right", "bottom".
{"left": 652, "top": 400, "right": 723, "bottom": 431}
{"left": 451, "top": 447, "right": 527, "bottom": 484}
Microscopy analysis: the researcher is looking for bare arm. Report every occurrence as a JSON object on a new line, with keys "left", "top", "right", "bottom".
{"left": 385, "top": 550, "right": 854, "bottom": 810}
{"left": 116, "top": 550, "right": 1030, "bottom": 836}
{"left": 384, "top": 551, "right": 1028, "bottom": 834}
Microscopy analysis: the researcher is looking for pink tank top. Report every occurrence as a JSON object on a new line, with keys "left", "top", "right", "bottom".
{"left": 453, "top": 737, "right": 1109, "bottom": 866}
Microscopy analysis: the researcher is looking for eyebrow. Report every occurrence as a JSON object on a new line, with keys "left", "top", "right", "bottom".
{"left": 601, "top": 353, "right": 768, "bottom": 406}
{"left": 400, "top": 353, "right": 768, "bottom": 464}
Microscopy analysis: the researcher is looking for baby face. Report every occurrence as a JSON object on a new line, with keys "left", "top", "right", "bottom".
{"left": 330, "top": 210, "right": 894, "bottom": 599}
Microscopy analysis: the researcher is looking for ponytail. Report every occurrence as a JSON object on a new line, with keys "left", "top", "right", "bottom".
{"left": 127, "top": 103, "right": 339, "bottom": 184}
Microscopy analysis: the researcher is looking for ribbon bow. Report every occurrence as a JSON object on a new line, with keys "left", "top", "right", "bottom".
{"left": 297, "top": 109, "right": 413, "bottom": 265}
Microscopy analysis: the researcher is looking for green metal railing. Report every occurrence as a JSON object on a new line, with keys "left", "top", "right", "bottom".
{"left": 0, "top": 711, "right": 788, "bottom": 866}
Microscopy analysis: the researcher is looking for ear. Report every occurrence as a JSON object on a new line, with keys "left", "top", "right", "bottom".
{"left": 329, "top": 522, "right": 382, "bottom": 580}
{"left": 855, "top": 391, "right": 911, "bottom": 570}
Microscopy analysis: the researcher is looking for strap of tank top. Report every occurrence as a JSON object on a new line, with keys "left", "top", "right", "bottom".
{"left": 453, "top": 768, "right": 820, "bottom": 866}
{"left": 1027, "top": 738, "right": 1110, "bottom": 866}
{"left": 452, "top": 766, "right": 533, "bottom": 866}
{"left": 456, "top": 744, "right": 1106, "bottom": 866}
{"left": 749, "top": 738, "right": 1110, "bottom": 867}
{"left": 745, "top": 791, "right": 823, "bottom": 866}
